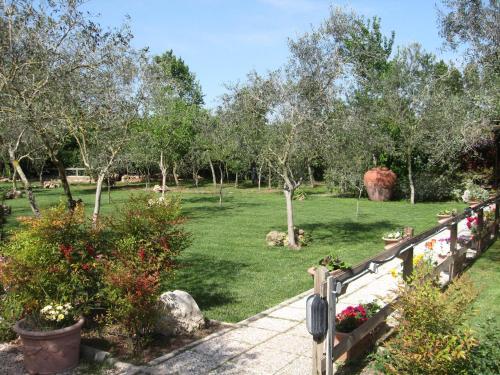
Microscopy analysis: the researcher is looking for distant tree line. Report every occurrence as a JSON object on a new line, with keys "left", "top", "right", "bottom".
{"left": 1, "top": 0, "right": 498, "bottom": 246}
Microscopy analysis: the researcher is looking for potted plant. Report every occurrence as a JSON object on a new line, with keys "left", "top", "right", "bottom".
{"left": 382, "top": 230, "right": 403, "bottom": 247}
{"left": 436, "top": 209, "right": 457, "bottom": 223}
{"left": 461, "top": 180, "right": 489, "bottom": 206}
{"left": 307, "top": 253, "right": 351, "bottom": 277}
{"left": 13, "top": 303, "right": 84, "bottom": 374}
{"left": 334, "top": 301, "right": 381, "bottom": 361}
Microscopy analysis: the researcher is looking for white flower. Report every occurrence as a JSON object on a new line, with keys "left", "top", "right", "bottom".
{"left": 57, "top": 314, "right": 65, "bottom": 321}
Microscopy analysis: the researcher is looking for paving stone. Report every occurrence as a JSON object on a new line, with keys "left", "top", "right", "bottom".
{"left": 221, "top": 325, "right": 278, "bottom": 344}
{"left": 259, "top": 333, "right": 311, "bottom": 357}
{"left": 227, "top": 346, "right": 299, "bottom": 374}
{"left": 286, "top": 322, "right": 310, "bottom": 338}
{"left": 246, "top": 316, "right": 300, "bottom": 332}
{"left": 288, "top": 297, "right": 308, "bottom": 309}
{"left": 148, "top": 350, "right": 220, "bottom": 374}
{"left": 191, "top": 336, "right": 253, "bottom": 362}
{"left": 208, "top": 362, "right": 263, "bottom": 375}
{"left": 268, "top": 306, "right": 306, "bottom": 321}
{"left": 275, "top": 355, "right": 312, "bottom": 375}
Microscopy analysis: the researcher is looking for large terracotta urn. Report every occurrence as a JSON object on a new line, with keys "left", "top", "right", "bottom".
{"left": 14, "top": 317, "right": 84, "bottom": 374}
{"left": 364, "top": 167, "right": 397, "bottom": 201}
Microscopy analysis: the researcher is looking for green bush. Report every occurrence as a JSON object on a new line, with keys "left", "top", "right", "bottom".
{"left": 102, "top": 194, "right": 190, "bottom": 350}
{"left": 0, "top": 203, "right": 109, "bottom": 333}
{"left": 465, "top": 318, "right": 500, "bottom": 375}
{"left": 373, "top": 263, "right": 479, "bottom": 374}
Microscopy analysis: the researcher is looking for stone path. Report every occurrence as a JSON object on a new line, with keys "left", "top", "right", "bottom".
{"left": 142, "top": 214, "right": 479, "bottom": 375}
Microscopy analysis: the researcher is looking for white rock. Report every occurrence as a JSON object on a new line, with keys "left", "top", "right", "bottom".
{"left": 155, "top": 290, "right": 205, "bottom": 336}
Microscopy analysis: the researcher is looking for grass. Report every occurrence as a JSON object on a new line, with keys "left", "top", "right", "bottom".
{"left": 1, "top": 181, "right": 467, "bottom": 322}
{"left": 465, "top": 239, "right": 500, "bottom": 337}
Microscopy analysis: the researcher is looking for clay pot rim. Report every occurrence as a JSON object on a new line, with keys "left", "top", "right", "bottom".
{"left": 14, "top": 317, "right": 84, "bottom": 338}
{"left": 382, "top": 237, "right": 401, "bottom": 242}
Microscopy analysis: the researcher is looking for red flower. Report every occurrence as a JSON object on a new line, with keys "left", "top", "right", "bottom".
{"left": 85, "top": 244, "right": 95, "bottom": 257}
{"left": 81, "top": 263, "right": 90, "bottom": 271}
{"left": 59, "top": 244, "right": 73, "bottom": 260}
{"left": 138, "top": 248, "right": 146, "bottom": 261}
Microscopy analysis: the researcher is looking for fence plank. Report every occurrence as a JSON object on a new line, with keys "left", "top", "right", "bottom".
{"left": 312, "top": 267, "right": 329, "bottom": 375}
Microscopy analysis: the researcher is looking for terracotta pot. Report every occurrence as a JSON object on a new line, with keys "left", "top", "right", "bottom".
{"left": 14, "top": 318, "right": 84, "bottom": 374}
{"left": 363, "top": 167, "right": 397, "bottom": 202}
{"left": 437, "top": 214, "right": 452, "bottom": 223}
{"left": 468, "top": 200, "right": 480, "bottom": 207}
{"left": 334, "top": 330, "right": 373, "bottom": 362}
{"left": 382, "top": 238, "right": 401, "bottom": 249}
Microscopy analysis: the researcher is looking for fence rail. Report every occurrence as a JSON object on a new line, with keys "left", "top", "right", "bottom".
{"left": 311, "top": 195, "right": 500, "bottom": 375}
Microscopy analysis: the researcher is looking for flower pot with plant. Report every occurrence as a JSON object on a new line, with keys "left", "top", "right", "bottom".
{"left": 13, "top": 303, "right": 83, "bottom": 374}
{"left": 308, "top": 253, "right": 351, "bottom": 278}
{"left": 460, "top": 180, "right": 489, "bottom": 206}
{"left": 334, "top": 302, "right": 381, "bottom": 361}
{"left": 436, "top": 209, "right": 457, "bottom": 223}
{"left": 382, "top": 230, "right": 403, "bottom": 247}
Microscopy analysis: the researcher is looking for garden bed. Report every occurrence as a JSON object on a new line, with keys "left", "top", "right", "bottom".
{"left": 81, "top": 320, "right": 231, "bottom": 365}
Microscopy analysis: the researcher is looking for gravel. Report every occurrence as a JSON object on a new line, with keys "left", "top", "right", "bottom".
{"left": 0, "top": 342, "right": 119, "bottom": 375}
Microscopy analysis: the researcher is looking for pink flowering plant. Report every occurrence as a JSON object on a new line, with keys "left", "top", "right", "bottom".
{"left": 335, "top": 301, "right": 381, "bottom": 333}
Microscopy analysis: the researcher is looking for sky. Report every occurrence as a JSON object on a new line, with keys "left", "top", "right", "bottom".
{"left": 82, "top": 0, "right": 458, "bottom": 108}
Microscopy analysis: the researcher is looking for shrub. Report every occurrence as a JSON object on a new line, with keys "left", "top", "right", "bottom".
{"left": 373, "top": 263, "right": 479, "bottom": 374}
{"left": 102, "top": 194, "right": 190, "bottom": 349}
{"left": 465, "top": 318, "right": 500, "bottom": 374}
{"left": 319, "top": 254, "right": 351, "bottom": 272}
{"left": 0, "top": 203, "right": 108, "bottom": 335}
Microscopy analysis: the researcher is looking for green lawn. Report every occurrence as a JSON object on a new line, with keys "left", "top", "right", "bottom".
{"left": 1, "top": 182, "right": 467, "bottom": 322}
{"left": 465, "top": 240, "right": 500, "bottom": 336}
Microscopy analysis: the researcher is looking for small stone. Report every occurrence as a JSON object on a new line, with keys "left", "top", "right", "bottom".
{"left": 266, "top": 231, "right": 286, "bottom": 246}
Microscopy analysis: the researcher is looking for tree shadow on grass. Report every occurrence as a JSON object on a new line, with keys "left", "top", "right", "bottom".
{"left": 300, "top": 220, "right": 394, "bottom": 243}
{"left": 166, "top": 254, "right": 249, "bottom": 311}
{"left": 181, "top": 199, "right": 260, "bottom": 220}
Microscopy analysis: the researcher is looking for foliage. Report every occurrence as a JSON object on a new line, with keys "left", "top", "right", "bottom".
{"left": 374, "top": 263, "right": 479, "bottom": 374}
{"left": 382, "top": 229, "right": 403, "bottom": 240}
{"left": 463, "top": 318, "right": 500, "bottom": 375}
{"left": 102, "top": 194, "right": 190, "bottom": 349}
{"left": 335, "top": 301, "right": 381, "bottom": 333}
{"left": 460, "top": 179, "right": 489, "bottom": 202}
{"left": 319, "top": 254, "right": 351, "bottom": 272}
{"left": 437, "top": 209, "right": 457, "bottom": 216}
{"left": 0, "top": 203, "right": 106, "bottom": 330}
{"left": 21, "top": 303, "right": 76, "bottom": 332}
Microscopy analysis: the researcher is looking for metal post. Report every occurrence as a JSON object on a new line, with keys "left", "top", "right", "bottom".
{"left": 326, "top": 276, "right": 336, "bottom": 375}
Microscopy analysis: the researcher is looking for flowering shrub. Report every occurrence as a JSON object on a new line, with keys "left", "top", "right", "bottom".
{"left": 102, "top": 193, "right": 190, "bottom": 349}
{"left": 0, "top": 203, "right": 107, "bottom": 328}
{"left": 374, "top": 263, "right": 479, "bottom": 374}
{"left": 335, "top": 301, "right": 381, "bottom": 333}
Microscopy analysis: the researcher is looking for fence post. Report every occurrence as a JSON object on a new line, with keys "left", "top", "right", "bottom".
{"left": 401, "top": 247, "right": 414, "bottom": 282}
{"left": 495, "top": 198, "right": 499, "bottom": 240}
{"left": 448, "top": 221, "right": 459, "bottom": 280}
{"left": 477, "top": 208, "right": 484, "bottom": 252}
{"left": 312, "top": 267, "right": 329, "bottom": 375}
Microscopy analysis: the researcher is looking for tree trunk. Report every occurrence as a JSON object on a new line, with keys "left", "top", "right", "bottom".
{"left": 284, "top": 186, "right": 298, "bottom": 249}
{"left": 208, "top": 157, "right": 217, "bottom": 188}
{"left": 173, "top": 162, "right": 179, "bottom": 186}
{"left": 234, "top": 172, "right": 239, "bottom": 188}
{"left": 9, "top": 155, "right": 40, "bottom": 217}
{"left": 38, "top": 160, "right": 45, "bottom": 185}
{"left": 107, "top": 175, "right": 112, "bottom": 204}
{"left": 356, "top": 188, "right": 362, "bottom": 219}
{"left": 92, "top": 173, "right": 105, "bottom": 226}
{"left": 145, "top": 167, "right": 150, "bottom": 189}
{"left": 52, "top": 157, "right": 75, "bottom": 209}
{"left": 268, "top": 164, "right": 272, "bottom": 189}
{"left": 408, "top": 154, "right": 415, "bottom": 205}
{"left": 307, "top": 164, "right": 315, "bottom": 187}
{"left": 193, "top": 167, "right": 199, "bottom": 188}
{"left": 257, "top": 165, "right": 262, "bottom": 190}
{"left": 12, "top": 168, "right": 17, "bottom": 190}
{"left": 218, "top": 163, "right": 224, "bottom": 207}
{"left": 159, "top": 151, "right": 168, "bottom": 197}
{"left": 225, "top": 164, "right": 229, "bottom": 181}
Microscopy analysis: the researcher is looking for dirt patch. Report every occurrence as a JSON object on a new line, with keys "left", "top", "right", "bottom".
{"left": 81, "top": 320, "right": 232, "bottom": 365}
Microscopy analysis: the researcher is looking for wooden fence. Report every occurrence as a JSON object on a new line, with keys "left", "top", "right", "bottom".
{"left": 311, "top": 195, "right": 500, "bottom": 375}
